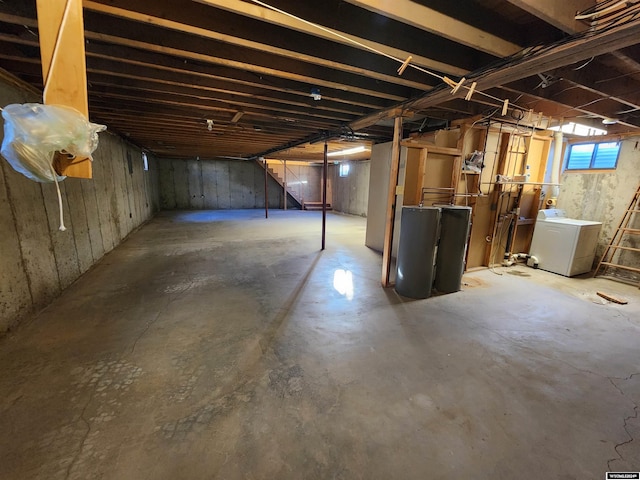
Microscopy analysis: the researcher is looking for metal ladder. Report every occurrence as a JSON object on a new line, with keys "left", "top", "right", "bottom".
{"left": 594, "top": 183, "right": 640, "bottom": 285}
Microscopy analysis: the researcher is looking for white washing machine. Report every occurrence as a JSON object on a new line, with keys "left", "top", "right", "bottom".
{"left": 529, "top": 209, "right": 602, "bottom": 277}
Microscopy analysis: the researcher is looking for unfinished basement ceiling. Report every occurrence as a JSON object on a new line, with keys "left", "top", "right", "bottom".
{"left": 1, "top": 0, "right": 640, "bottom": 161}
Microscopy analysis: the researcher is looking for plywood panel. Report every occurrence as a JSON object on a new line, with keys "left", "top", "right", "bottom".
{"left": 402, "top": 148, "right": 421, "bottom": 206}
{"left": 422, "top": 153, "right": 453, "bottom": 193}
{"left": 466, "top": 195, "right": 493, "bottom": 268}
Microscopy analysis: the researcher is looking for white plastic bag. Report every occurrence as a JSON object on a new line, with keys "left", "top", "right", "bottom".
{"left": 1, "top": 103, "right": 106, "bottom": 182}
{"left": 1, "top": 103, "right": 107, "bottom": 231}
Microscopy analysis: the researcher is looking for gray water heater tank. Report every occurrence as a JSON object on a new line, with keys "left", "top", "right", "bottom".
{"left": 434, "top": 206, "right": 472, "bottom": 293}
{"left": 395, "top": 207, "right": 441, "bottom": 299}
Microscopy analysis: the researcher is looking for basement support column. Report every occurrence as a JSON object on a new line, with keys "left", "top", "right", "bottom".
{"left": 322, "top": 141, "right": 328, "bottom": 250}
{"left": 264, "top": 157, "right": 269, "bottom": 219}
{"left": 381, "top": 117, "right": 403, "bottom": 287}
{"left": 283, "top": 159, "right": 287, "bottom": 211}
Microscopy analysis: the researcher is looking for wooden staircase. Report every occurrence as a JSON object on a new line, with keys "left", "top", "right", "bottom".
{"left": 256, "top": 160, "right": 303, "bottom": 209}
{"left": 594, "top": 183, "right": 640, "bottom": 286}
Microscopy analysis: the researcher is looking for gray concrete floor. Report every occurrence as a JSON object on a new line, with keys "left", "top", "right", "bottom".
{"left": 1, "top": 210, "right": 639, "bottom": 480}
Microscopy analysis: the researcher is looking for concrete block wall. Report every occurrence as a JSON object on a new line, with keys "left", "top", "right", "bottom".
{"left": 158, "top": 158, "right": 284, "bottom": 209}
{"left": 0, "top": 77, "right": 161, "bottom": 333}
{"left": 557, "top": 136, "right": 640, "bottom": 279}
{"left": 331, "top": 160, "right": 370, "bottom": 216}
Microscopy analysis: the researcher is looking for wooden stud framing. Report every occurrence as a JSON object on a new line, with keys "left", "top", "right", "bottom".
{"left": 381, "top": 117, "right": 403, "bottom": 287}
{"left": 36, "top": 0, "right": 92, "bottom": 178}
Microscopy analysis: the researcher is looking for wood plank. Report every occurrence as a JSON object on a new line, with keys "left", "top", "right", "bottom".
{"left": 36, "top": 0, "right": 91, "bottom": 178}
{"left": 194, "top": 0, "right": 467, "bottom": 76}
{"left": 484, "top": 132, "right": 511, "bottom": 266}
{"left": 382, "top": 117, "right": 403, "bottom": 288}
{"left": 503, "top": 0, "right": 593, "bottom": 34}
{"left": 597, "top": 291, "right": 629, "bottom": 304}
{"left": 401, "top": 141, "right": 462, "bottom": 156}
{"left": 345, "top": 0, "right": 520, "bottom": 57}
{"left": 85, "top": 31, "right": 405, "bottom": 102}
{"left": 350, "top": 14, "right": 640, "bottom": 131}
{"left": 416, "top": 148, "right": 428, "bottom": 205}
{"left": 83, "top": 0, "right": 434, "bottom": 93}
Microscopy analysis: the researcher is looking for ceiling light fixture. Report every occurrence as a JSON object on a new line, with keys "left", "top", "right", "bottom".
{"left": 206, "top": 119, "right": 214, "bottom": 131}
{"left": 327, "top": 145, "right": 369, "bottom": 157}
{"left": 602, "top": 118, "right": 618, "bottom": 125}
{"left": 548, "top": 122, "right": 607, "bottom": 136}
{"left": 310, "top": 87, "right": 321, "bottom": 101}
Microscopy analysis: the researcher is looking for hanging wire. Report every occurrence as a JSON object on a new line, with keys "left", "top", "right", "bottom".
{"left": 249, "top": 0, "right": 640, "bottom": 128}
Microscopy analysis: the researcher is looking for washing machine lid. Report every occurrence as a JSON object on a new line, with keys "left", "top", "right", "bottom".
{"left": 537, "top": 208, "right": 567, "bottom": 220}
{"left": 544, "top": 218, "right": 602, "bottom": 227}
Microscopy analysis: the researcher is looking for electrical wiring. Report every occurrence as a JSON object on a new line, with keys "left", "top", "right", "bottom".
{"left": 575, "top": 0, "right": 632, "bottom": 20}
{"left": 248, "top": 0, "right": 640, "bottom": 141}
{"left": 573, "top": 57, "right": 595, "bottom": 70}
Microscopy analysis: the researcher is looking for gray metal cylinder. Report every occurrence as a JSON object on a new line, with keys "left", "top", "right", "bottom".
{"left": 395, "top": 207, "right": 441, "bottom": 299}
{"left": 434, "top": 206, "right": 472, "bottom": 293}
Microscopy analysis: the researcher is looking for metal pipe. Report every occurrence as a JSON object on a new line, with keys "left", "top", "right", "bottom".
{"left": 322, "top": 141, "right": 328, "bottom": 250}
{"left": 264, "top": 157, "right": 268, "bottom": 219}
{"left": 283, "top": 159, "right": 287, "bottom": 210}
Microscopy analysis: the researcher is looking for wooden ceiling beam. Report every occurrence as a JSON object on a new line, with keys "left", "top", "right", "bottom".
{"left": 344, "top": 0, "right": 520, "bottom": 57}
{"left": 85, "top": 78, "right": 365, "bottom": 122}
{"left": 85, "top": 47, "right": 392, "bottom": 110}
{"left": 83, "top": 0, "right": 435, "bottom": 92}
{"left": 87, "top": 93, "right": 344, "bottom": 131}
{"left": 502, "top": 0, "right": 594, "bottom": 34}
{"left": 503, "top": 1, "right": 640, "bottom": 80}
{"left": 505, "top": 77, "right": 637, "bottom": 120}
{"left": 552, "top": 62, "right": 640, "bottom": 113}
{"left": 0, "top": 11, "right": 413, "bottom": 102}
{"left": 81, "top": 33, "right": 410, "bottom": 104}
{"left": 192, "top": 0, "right": 468, "bottom": 76}
{"left": 350, "top": 13, "right": 640, "bottom": 131}
{"left": 85, "top": 72, "right": 369, "bottom": 118}
{"left": 0, "top": 22, "right": 395, "bottom": 110}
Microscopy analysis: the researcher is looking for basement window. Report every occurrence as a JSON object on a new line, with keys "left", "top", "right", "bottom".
{"left": 565, "top": 142, "right": 621, "bottom": 170}
{"left": 142, "top": 152, "right": 149, "bottom": 171}
{"left": 339, "top": 163, "right": 350, "bottom": 177}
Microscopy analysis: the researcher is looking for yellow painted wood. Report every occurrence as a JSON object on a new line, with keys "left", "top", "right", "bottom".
{"left": 37, "top": 0, "right": 91, "bottom": 178}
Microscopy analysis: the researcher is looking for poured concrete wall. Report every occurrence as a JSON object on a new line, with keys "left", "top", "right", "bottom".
{"left": 557, "top": 137, "right": 640, "bottom": 279}
{"left": 158, "top": 158, "right": 285, "bottom": 209}
{"left": 0, "top": 78, "right": 160, "bottom": 333}
{"left": 332, "top": 160, "right": 370, "bottom": 216}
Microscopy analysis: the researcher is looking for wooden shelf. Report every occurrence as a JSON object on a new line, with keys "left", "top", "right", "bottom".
{"left": 517, "top": 218, "right": 535, "bottom": 226}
